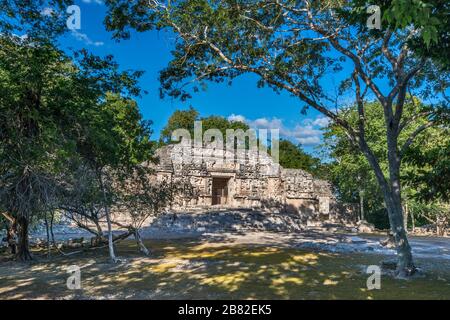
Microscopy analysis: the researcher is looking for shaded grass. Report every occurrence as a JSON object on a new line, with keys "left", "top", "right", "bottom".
{"left": 0, "top": 238, "right": 449, "bottom": 299}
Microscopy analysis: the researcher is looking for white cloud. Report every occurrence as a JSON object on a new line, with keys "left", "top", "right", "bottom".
{"left": 227, "top": 114, "right": 329, "bottom": 146}
{"left": 296, "top": 136, "right": 321, "bottom": 145}
{"left": 17, "top": 34, "right": 29, "bottom": 41}
{"left": 71, "top": 30, "right": 104, "bottom": 47}
{"left": 312, "top": 116, "right": 330, "bottom": 128}
{"left": 289, "top": 124, "right": 322, "bottom": 145}
{"left": 302, "top": 115, "right": 330, "bottom": 128}
{"left": 251, "top": 117, "right": 283, "bottom": 130}
{"left": 228, "top": 114, "right": 246, "bottom": 123}
{"left": 228, "top": 114, "right": 283, "bottom": 130}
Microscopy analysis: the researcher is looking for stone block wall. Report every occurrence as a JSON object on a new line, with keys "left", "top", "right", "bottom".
{"left": 153, "top": 144, "right": 338, "bottom": 222}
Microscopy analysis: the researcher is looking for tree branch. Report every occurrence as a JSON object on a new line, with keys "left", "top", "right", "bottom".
{"left": 1, "top": 211, "right": 15, "bottom": 223}
{"left": 398, "top": 110, "right": 434, "bottom": 133}
{"left": 382, "top": 28, "right": 398, "bottom": 73}
{"left": 400, "top": 121, "right": 435, "bottom": 158}
{"left": 303, "top": 3, "right": 387, "bottom": 107}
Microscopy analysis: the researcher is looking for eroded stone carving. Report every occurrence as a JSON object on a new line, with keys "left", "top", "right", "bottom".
{"left": 152, "top": 144, "right": 338, "bottom": 222}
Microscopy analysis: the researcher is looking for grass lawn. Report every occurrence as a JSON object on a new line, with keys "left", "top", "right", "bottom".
{"left": 1, "top": 238, "right": 449, "bottom": 299}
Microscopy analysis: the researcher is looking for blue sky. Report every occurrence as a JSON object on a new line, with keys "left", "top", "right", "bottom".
{"left": 58, "top": 0, "right": 349, "bottom": 156}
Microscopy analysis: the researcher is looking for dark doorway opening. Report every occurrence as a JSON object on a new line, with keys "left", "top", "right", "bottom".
{"left": 212, "top": 178, "right": 229, "bottom": 205}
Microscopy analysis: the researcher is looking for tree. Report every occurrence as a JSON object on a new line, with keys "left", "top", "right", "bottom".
{"left": 111, "top": 166, "right": 192, "bottom": 256}
{"left": 0, "top": 38, "right": 149, "bottom": 262}
{"left": 403, "top": 126, "right": 450, "bottom": 202}
{"left": 278, "top": 140, "right": 321, "bottom": 174}
{"left": 0, "top": 2, "right": 158, "bottom": 262}
{"left": 160, "top": 107, "right": 200, "bottom": 144}
{"left": 322, "top": 101, "right": 391, "bottom": 227}
{"left": 160, "top": 107, "right": 249, "bottom": 144}
{"left": 0, "top": 35, "right": 78, "bottom": 260}
{"left": 60, "top": 151, "right": 187, "bottom": 257}
{"left": 323, "top": 100, "right": 449, "bottom": 231}
{"left": 73, "top": 92, "right": 154, "bottom": 262}
{"left": 61, "top": 162, "right": 108, "bottom": 243}
{"left": 104, "top": 0, "right": 449, "bottom": 276}
{"left": 0, "top": 0, "right": 97, "bottom": 261}
{"left": 343, "top": 0, "right": 449, "bottom": 70}
{"left": 0, "top": 0, "right": 70, "bottom": 41}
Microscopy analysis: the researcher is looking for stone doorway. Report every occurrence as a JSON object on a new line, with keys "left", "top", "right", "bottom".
{"left": 212, "top": 177, "right": 229, "bottom": 205}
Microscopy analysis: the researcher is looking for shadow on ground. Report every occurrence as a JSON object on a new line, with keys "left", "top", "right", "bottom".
{"left": 1, "top": 238, "right": 449, "bottom": 299}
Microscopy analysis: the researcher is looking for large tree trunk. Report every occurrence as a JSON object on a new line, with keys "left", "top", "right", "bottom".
{"left": 386, "top": 129, "right": 415, "bottom": 276}
{"left": 16, "top": 216, "right": 32, "bottom": 261}
{"left": 6, "top": 220, "right": 17, "bottom": 255}
{"left": 383, "top": 192, "right": 415, "bottom": 277}
{"left": 2, "top": 212, "right": 17, "bottom": 255}
{"left": 359, "top": 136, "right": 415, "bottom": 277}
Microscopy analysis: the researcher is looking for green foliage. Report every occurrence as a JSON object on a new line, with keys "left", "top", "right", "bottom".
{"left": 160, "top": 107, "right": 200, "bottom": 144}
{"left": 323, "top": 99, "right": 449, "bottom": 228}
{"left": 0, "top": 32, "right": 154, "bottom": 257}
{"left": 202, "top": 115, "right": 251, "bottom": 139}
{"left": 160, "top": 108, "right": 325, "bottom": 175}
{"left": 383, "top": 0, "right": 446, "bottom": 47}
{"left": 403, "top": 126, "right": 450, "bottom": 202}
{"left": 340, "top": 0, "right": 449, "bottom": 69}
{"left": 103, "top": 0, "right": 449, "bottom": 102}
{"left": 0, "top": 36, "right": 77, "bottom": 220}
{"left": 0, "top": 1, "right": 168, "bottom": 260}
{"left": 0, "top": 1, "right": 74, "bottom": 43}
{"left": 160, "top": 107, "right": 249, "bottom": 144}
{"left": 77, "top": 92, "right": 154, "bottom": 171}
{"left": 278, "top": 140, "right": 322, "bottom": 174}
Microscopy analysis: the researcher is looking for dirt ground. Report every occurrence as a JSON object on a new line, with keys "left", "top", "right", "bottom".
{"left": 1, "top": 231, "right": 450, "bottom": 300}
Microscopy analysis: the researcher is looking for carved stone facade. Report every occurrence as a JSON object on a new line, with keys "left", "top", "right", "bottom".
{"left": 153, "top": 144, "right": 337, "bottom": 222}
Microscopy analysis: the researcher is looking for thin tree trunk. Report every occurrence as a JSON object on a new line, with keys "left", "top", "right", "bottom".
{"left": 436, "top": 216, "right": 446, "bottom": 236}
{"left": 99, "top": 171, "right": 117, "bottom": 263}
{"left": 16, "top": 216, "right": 32, "bottom": 261}
{"left": 134, "top": 229, "right": 150, "bottom": 256}
{"left": 410, "top": 208, "right": 415, "bottom": 233}
{"left": 94, "top": 219, "right": 103, "bottom": 237}
{"left": 44, "top": 213, "right": 51, "bottom": 258}
{"left": 403, "top": 203, "right": 408, "bottom": 233}
{"left": 359, "top": 189, "right": 365, "bottom": 221}
{"left": 91, "top": 218, "right": 105, "bottom": 246}
{"left": 50, "top": 211, "right": 57, "bottom": 248}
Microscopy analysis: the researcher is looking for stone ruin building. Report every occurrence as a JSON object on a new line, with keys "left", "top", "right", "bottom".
{"left": 152, "top": 143, "right": 348, "bottom": 224}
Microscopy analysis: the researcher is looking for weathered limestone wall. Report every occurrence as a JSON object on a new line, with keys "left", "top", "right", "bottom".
{"left": 153, "top": 144, "right": 337, "bottom": 222}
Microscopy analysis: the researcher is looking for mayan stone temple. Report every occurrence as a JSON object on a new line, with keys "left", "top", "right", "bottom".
{"left": 152, "top": 143, "right": 339, "bottom": 224}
